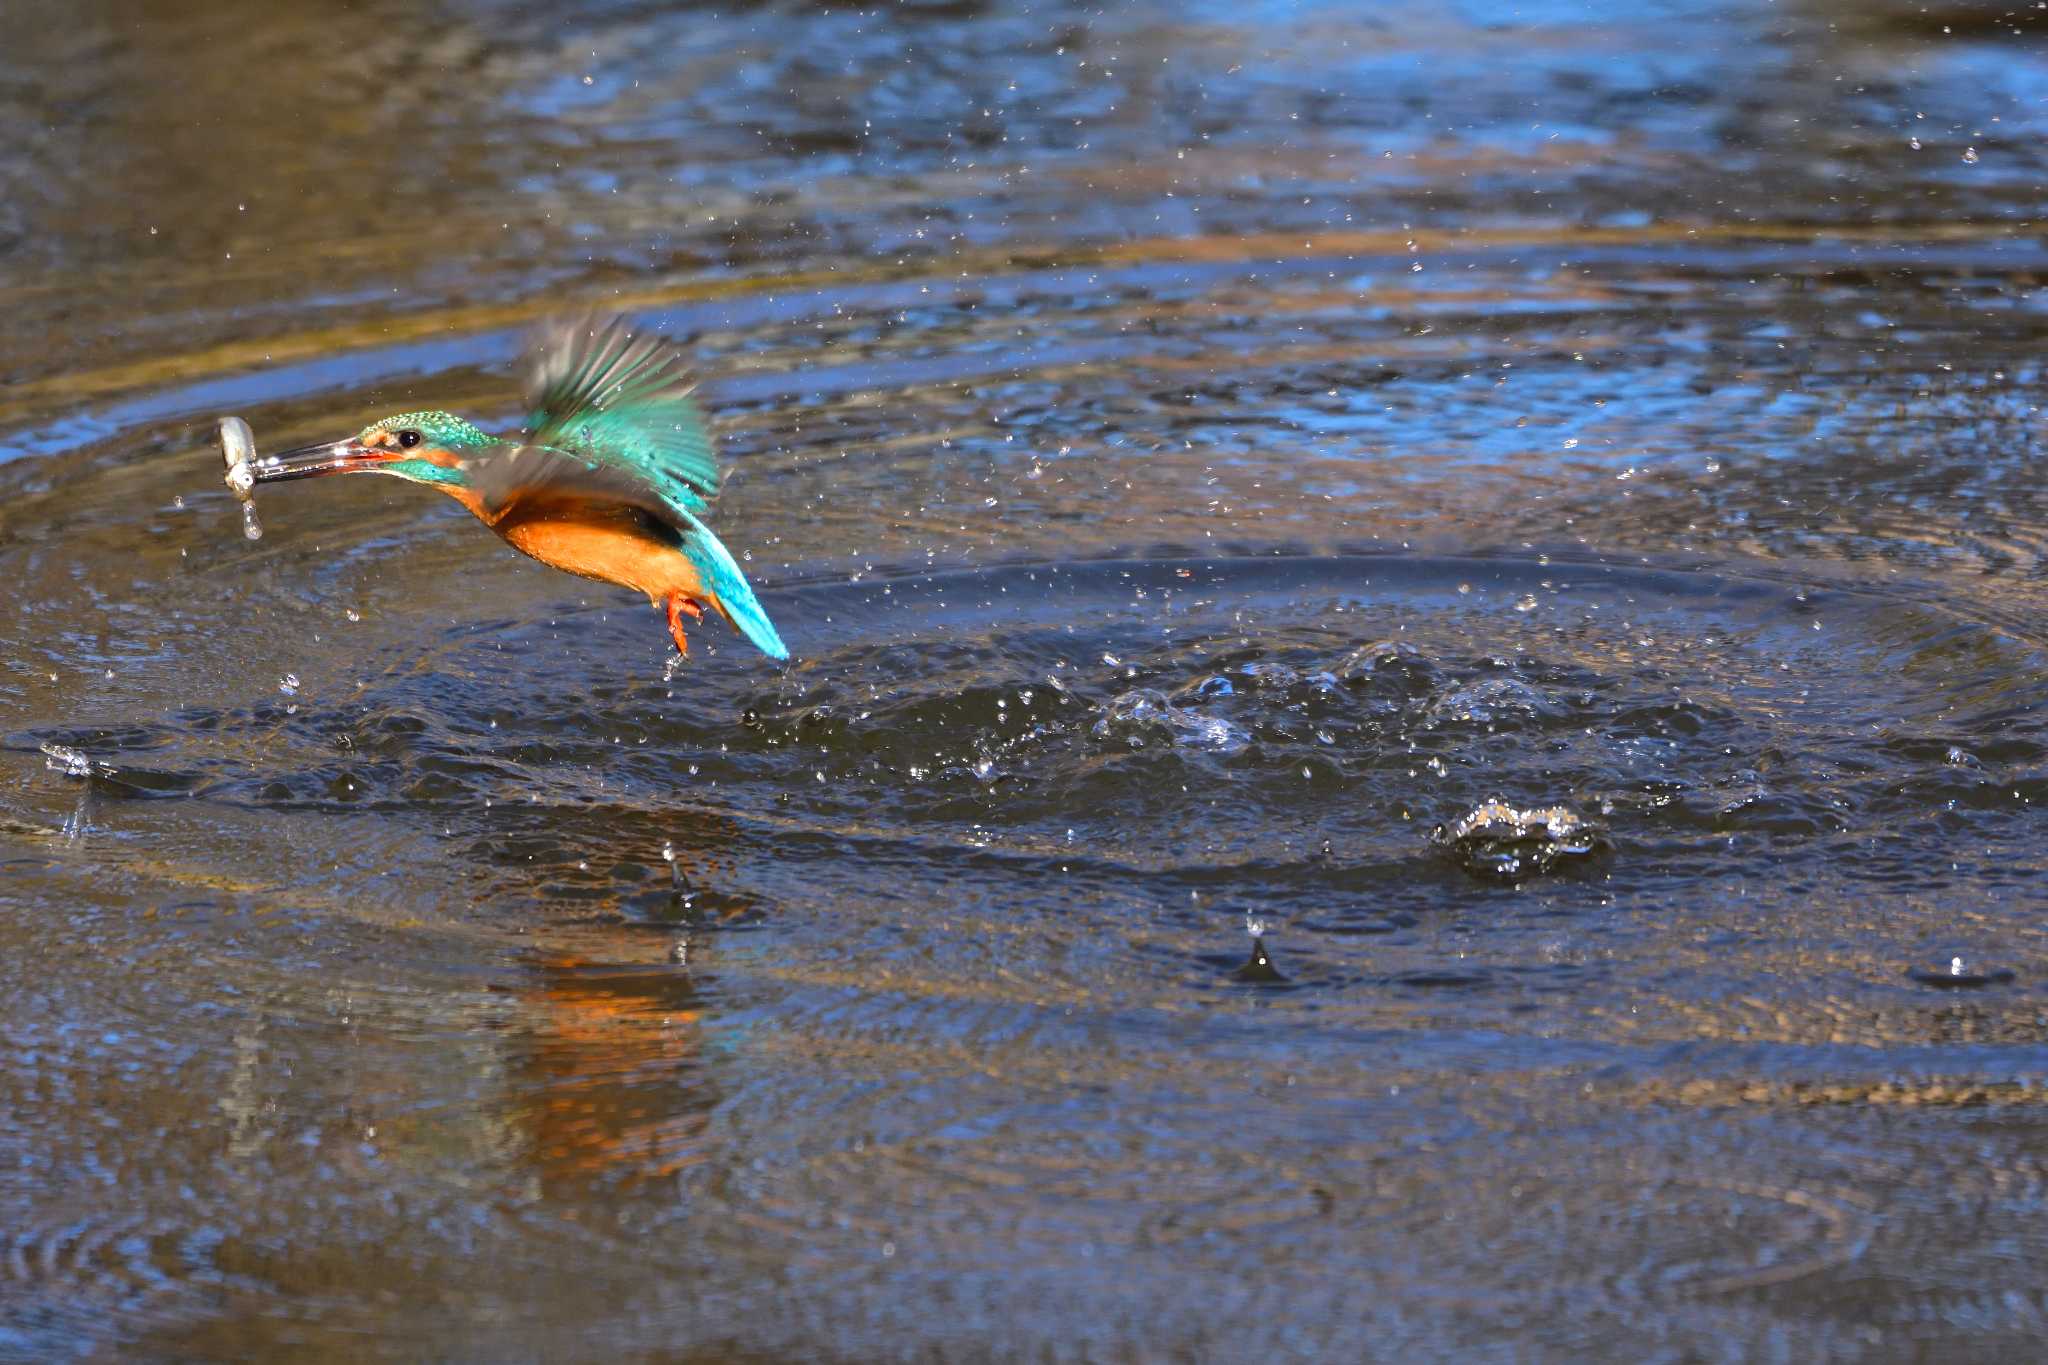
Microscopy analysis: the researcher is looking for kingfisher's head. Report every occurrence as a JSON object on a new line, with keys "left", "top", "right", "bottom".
{"left": 251, "top": 409, "right": 495, "bottom": 488}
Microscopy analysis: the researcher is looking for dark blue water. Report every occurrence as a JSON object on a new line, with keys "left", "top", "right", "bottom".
{"left": 3, "top": 1, "right": 2048, "bottom": 1359}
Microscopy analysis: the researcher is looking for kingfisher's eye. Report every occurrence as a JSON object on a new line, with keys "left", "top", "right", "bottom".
{"left": 397, "top": 429, "right": 422, "bottom": 449}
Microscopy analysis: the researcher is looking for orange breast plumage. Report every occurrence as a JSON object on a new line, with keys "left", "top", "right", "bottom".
{"left": 496, "top": 509, "right": 706, "bottom": 605}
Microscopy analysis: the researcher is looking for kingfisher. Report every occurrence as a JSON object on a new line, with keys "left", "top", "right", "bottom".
{"left": 247, "top": 315, "right": 787, "bottom": 662}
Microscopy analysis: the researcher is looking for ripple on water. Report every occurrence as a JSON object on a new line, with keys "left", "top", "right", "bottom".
{"left": 0, "top": 1213, "right": 243, "bottom": 1356}
{"left": 1422, "top": 676, "right": 1569, "bottom": 729}
{"left": 1093, "top": 688, "right": 1250, "bottom": 755}
{"left": 1908, "top": 957, "right": 2018, "bottom": 989}
{"left": 3, "top": 553, "right": 2047, "bottom": 1356}
{"left": 11, "top": 0, "right": 2048, "bottom": 1351}
{"left": 21, "top": 554, "right": 2043, "bottom": 913}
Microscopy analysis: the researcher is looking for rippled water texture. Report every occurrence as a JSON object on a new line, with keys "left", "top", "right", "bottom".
{"left": 5, "top": 1, "right": 2048, "bottom": 1359}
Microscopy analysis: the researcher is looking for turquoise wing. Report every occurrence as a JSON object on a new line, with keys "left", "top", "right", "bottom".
{"left": 520, "top": 314, "right": 719, "bottom": 516}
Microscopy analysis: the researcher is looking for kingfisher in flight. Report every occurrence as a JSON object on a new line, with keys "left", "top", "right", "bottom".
{"left": 246, "top": 314, "right": 787, "bottom": 662}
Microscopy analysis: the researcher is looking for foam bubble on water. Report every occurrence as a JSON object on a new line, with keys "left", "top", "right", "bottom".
{"left": 1438, "top": 799, "right": 1602, "bottom": 878}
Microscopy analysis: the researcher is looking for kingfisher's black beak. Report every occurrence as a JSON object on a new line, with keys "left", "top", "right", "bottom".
{"left": 250, "top": 439, "right": 401, "bottom": 484}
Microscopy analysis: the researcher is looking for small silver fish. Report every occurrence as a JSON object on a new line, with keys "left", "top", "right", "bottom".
{"left": 219, "top": 415, "right": 262, "bottom": 540}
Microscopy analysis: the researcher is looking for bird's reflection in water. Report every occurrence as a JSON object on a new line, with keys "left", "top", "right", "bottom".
{"left": 495, "top": 833, "right": 759, "bottom": 1198}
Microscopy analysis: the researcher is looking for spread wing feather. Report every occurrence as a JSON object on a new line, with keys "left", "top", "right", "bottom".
{"left": 520, "top": 314, "right": 719, "bottom": 515}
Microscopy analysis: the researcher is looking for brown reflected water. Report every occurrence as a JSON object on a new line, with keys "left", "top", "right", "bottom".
{"left": 5, "top": 0, "right": 2048, "bottom": 1359}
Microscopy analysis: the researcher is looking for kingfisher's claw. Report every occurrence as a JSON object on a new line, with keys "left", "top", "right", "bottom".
{"left": 664, "top": 592, "right": 706, "bottom": 657}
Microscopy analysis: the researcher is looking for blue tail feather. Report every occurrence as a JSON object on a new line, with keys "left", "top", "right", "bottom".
{"left": 676, "top": 509, "right": 788, "bottom": 661}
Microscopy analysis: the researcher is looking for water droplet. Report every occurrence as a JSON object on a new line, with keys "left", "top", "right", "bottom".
{"left": 278, "top": 674, "right": 299, "bottom": 696}
{"left": 1963, "top": 146, "right": 1980, "bottom": 164}
{"left": 1235, "top": 935, "right": 1286, "bottom": 983}
{"left": 1909, "top": 136, "right": 1922, "bottom": 150}
{"left": 1514, "top": 594, "right": 1539, "bottom": 613}
{"left": 241, "top": 503, "right": 263, "bottom": 541}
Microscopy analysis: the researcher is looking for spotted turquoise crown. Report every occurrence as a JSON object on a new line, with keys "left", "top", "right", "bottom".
{"left": 360, "top": 410, "right": 495, "bottom": 450}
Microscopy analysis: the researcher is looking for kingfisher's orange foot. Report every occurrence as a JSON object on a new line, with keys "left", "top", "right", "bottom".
{"left": 664, "top": 592, "right": 705, "bottom": 656}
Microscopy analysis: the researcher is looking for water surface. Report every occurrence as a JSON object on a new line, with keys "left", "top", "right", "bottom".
{"left": 4, "top": 1, "right": 2048, "bottom": 1359}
